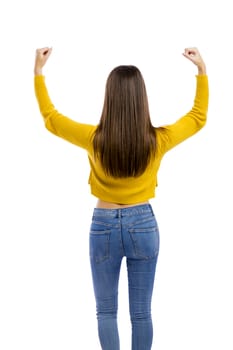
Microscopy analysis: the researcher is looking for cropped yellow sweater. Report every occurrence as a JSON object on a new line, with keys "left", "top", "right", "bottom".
{"left": 34, "top": 75, "right": 208, "bottom": 204}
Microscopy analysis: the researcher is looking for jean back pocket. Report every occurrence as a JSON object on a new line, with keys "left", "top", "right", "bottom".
{"left": 128, "top": 226, "right": 159, "bottom": 259}
{"left": 89, "top": 229, "right": 111, "bottom": 263}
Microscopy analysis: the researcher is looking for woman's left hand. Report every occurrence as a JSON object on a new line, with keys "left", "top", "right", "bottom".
{"left": 34, "top": 47, "right": 52, "bottom": 75}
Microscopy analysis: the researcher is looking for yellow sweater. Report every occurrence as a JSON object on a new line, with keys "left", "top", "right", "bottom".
{"left": 34, "top": 75, "right": 208, "bottom": 204}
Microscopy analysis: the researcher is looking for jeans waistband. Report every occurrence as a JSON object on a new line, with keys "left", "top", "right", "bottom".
{"left": 93, "top": 204, "right": 153, "bottom": 218}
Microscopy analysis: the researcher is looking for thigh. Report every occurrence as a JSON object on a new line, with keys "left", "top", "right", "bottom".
{"left": 89, "top": 219, "right": 122, "bottom": 300}
{"left": 127, "top": 255, "right": 159, "bottom": 317}
{"left": 125, "top": 213, "right": 160, "bottom": 313}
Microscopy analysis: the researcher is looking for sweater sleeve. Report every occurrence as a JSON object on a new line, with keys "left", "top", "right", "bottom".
{"left": 156, "top": 75, "right": 209, "bottom": 153}
{"left": 34, "top": 75, "right": 96, "bottom": 151}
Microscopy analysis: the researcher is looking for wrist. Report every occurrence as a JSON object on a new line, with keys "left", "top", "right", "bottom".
{"left": 197, "top": 64, "right": 206, "bottom": 75}
{"left": 34, "top": 67, "right": 43, "bottom": 76}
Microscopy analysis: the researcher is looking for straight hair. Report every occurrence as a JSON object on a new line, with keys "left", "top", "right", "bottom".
{"left": 93, "top": 65, "right": 156, "bottom": 178}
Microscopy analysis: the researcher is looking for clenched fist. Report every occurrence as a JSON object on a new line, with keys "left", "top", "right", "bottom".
{"left": 182, "top": 47, "right": 206, "bottom": 75}
{"left": 34, "top": 47, "right": 52, "bottom": 75}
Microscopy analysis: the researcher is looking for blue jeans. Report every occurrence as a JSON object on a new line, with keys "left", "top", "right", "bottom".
{"left": 89, "top": 204, "right": 160, "bottom": 350}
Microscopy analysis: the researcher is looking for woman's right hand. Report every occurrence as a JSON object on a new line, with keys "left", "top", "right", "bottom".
{"left": 182, "top": 47, "right": 206, "bottom": 75}
{"left": 34, "top": 47, "right": 52, "bottom": 76}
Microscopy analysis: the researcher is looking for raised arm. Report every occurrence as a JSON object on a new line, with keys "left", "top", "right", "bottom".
{"left": 34, "top": 48, "right": 96, "bottom": 151}
{"left": 156, "top": 47, "right": 209, "bottom": 153}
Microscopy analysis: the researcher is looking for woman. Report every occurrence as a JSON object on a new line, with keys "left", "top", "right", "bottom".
{"left": 34, "top": 47, "right": 208, "bottom": 350}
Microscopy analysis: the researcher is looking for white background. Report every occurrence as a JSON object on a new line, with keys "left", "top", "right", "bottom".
{"left": 0, "top": 0, "right": 232, "bottom": 349}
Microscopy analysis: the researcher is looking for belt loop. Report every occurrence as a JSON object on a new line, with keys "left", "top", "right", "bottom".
{"left": 118, "top": 209, "right": 121, "bottom": 218}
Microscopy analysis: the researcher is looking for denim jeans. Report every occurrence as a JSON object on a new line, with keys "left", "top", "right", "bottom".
{"left": 89, "top": 204, "right": 160, "bottom": 350}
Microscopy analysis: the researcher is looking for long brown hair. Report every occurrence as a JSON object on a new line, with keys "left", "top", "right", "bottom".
{"left": 93, "top": 65, "right": 156, "bottom": 178}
